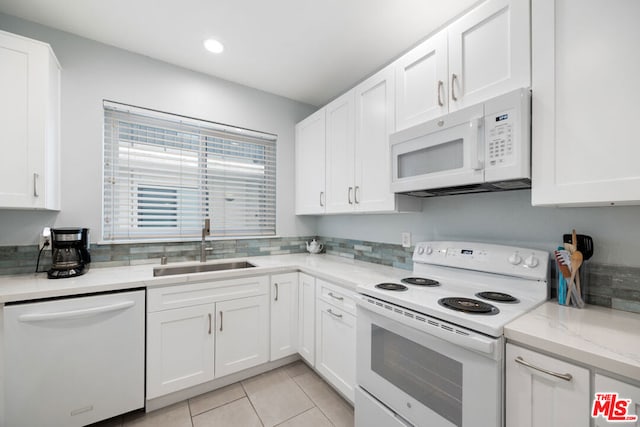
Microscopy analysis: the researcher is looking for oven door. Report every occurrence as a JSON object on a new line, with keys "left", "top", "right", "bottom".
{"left": 356, "top": 300, "right": 503, "bottom": 427}
{"left": 390, "top": 104, "right": 484, "bottom": 194}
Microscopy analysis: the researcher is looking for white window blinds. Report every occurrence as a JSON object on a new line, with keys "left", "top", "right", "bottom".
{"left": 103, "top": 101, "right": 277, "bottom": 241}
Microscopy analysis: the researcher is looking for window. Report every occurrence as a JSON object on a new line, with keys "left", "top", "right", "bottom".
{"left": 103, "top": 101, "right": 277, "bottom": 241}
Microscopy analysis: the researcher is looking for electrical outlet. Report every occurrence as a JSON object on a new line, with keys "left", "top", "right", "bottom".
{"left": 39, "top": 227, "right": 51, "bottom": 250}
{"left": 401, "top": 232, "right": 411, "bottom": 248}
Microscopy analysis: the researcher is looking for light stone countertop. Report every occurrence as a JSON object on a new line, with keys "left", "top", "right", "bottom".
{"left": 0, "top": 253, "right": 411, "bottom": 304}
{"left": 505, "top": 302, "right": 640, "bottom": 383}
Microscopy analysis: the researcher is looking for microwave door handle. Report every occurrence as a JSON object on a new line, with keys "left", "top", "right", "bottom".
{"left": 469, "top": 118, "right": 484, "bottom": 171}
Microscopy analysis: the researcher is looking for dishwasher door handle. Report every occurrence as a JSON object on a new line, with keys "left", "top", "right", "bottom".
{"left": 18, "top": 300, "right": 136, "bottom": 322}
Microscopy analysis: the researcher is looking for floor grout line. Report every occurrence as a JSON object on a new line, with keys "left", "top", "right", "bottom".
{"left": 240, "top": 379, "right": 266, "bottom": 427}
{"left": 290, "top": 372, "right": 338, "bottom": 426}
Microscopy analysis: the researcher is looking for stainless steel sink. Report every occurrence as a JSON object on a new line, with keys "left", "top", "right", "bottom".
{"left": 153, "top": 261, "right": 256, "bottom": 277}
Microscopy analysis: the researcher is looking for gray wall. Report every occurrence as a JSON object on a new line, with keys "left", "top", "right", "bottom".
{"left": 0, "top": 13, "right": 317, "bottom": 245}
{"left": 317, "top": 190, "right": 640, "bottom": 267}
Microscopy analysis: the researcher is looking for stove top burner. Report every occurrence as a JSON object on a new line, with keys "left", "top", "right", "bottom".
{"left": 476, "top": 291, "right": 519, "bottom": 303}
{"left": 438, "top": 297, "right": 500, "bottom": 315}
{"left": 401, "top": 277, "right": 440, "bottom": 287}
{"left": 375, "top": 283, "right": 408, "bottom": 291}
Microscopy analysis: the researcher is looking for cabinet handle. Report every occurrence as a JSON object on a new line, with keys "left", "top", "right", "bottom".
{"left": 219, "top": 311, "right": 223, "bottom": 332}
{"left": 451, "top": 74, "right": 459, "bottom": 101}
{"left": 320, "top": 191, "right": 324, "bottom": 207}
{"left": 328, "top": 292, "right": 344, "bottom": 301}
{"left": 354, "top": 186, "right": 360, "bottom": 204}
{"left": 33, "top": 173, "right": 39, "bottom": 197}
{"left": 327, "top": 308, "right": 343, "bottom": 319}
{"left": 514, "top": 356, "right": 573, "bottom": 382}
{"left": 208, "top": 313, "right": 212, "bottom": 334}
{"left": 348, "top": 187, "right": 353, "bottom": 204}
{"left": 437, "top": 80, "right": 444, "bottom": 107}
{"left": 274, "top": 283, "right": 279, "bottom": 301}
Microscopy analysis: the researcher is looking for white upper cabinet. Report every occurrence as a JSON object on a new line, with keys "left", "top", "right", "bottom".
{"left": 395, "top": 31, "right": 448, "bottom": 130}
{"left": 395, "top": 0, "right": 530, "bottom": 131}
{"left": 297, "top": 68, "right": 420, "bottom": 215}
{"left": 531, "top": 0, "right": 640, "bottom": 206}
{"left": 295, "top": 109, "right": 326, "bottom": 214}
{"left": 325, "top": 91, "right": 356, "bottom": 213}
{"left": 0, "top": 30, "right": 60, "bottom": 210}
{"left": 355, "top": 66, "right": 419, "bottom": 212}
{"left": 448, "top": 0, "right": 530, "bottom": 111}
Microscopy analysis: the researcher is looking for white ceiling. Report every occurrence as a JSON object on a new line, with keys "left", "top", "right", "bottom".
{"left": 0, "top": 0, "right": 479, "bottom": 106}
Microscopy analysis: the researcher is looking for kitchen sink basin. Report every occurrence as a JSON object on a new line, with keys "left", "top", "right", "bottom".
{"left": 153, "top": 261, "right": 256, "bottom": 277}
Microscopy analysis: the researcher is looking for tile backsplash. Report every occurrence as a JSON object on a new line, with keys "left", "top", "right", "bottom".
{"left": 0, "top": 237, "right": 313, "bottom": 276}
{"left": 1, "top": 236, "right": 639, "bottom": 315}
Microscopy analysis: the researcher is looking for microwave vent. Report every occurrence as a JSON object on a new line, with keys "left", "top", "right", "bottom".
{"left": 402, "top": 179, "right": 531, "bottom": 198}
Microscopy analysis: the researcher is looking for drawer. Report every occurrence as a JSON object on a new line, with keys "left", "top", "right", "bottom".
{"left": 317, "top": 279, "right": 356, "bottom": 315}
{"left": 147, "top": 275, "right": 269, "bottom": 312}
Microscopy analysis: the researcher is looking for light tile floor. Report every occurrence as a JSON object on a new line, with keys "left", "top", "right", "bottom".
{"left": 92, "top": 361, "right": 354, "bottom": 427}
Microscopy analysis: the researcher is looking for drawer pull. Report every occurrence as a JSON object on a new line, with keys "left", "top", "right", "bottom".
{"left": 327, "top": 308, "right": 343, "bottom": 319}
{"left": 514, "top": 356, "right": 573, "bottom": 381}
{"left": 328, "top": 292, "right": 344, "bottom": 301}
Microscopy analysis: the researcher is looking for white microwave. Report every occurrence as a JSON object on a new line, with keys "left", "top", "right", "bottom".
{"left": 390, "top": 88, "right": 531, "bottom": 197}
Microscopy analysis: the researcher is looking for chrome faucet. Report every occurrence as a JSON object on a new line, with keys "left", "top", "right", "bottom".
{"left": 200, "top": 218, "right": 210, "bottom": 262}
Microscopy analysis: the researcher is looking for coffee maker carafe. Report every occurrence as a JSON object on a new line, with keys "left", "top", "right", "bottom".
{"left": 48, "top": 228, "right": 91, "bottom": 279}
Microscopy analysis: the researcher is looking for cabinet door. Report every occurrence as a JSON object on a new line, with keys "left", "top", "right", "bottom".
{"left": 270, "top": 272, "right": 299, "bottom": 360}
{"left": 354, "top": 66, "right": 396, "bottom": 212}
{"left": 295, "top": 109, "right": 326, "bottom": 214}
{"left": 298, "top": 273, "right": 316, "bottom": 365}
{"left": 316, "top": 300, "right": 356, "bottom": 403}
{"left": 506, "top": 343, "right": 590, "bottom": 427}
{"left": 594, "top": 374, "right": 640, "bottom": 426}
{"left": 531, "top": 0, "right": 640, "bottom": 206}
{"left": 0, "top": 31, "right": 60, "bottom": 210}
{"left": 215, "top": 295, "right": 269, "bottom": 378}
{"left": 324, "top": 90, "right": 356, "bottom": 213}
{"left": 395, "top": 30, "right": 448, "bottom": 130}
{"left": 448, "top": 0, "right": 530, "bottom": 110}
{"left": 147, "top": 303, "right": 215, "bottom": 399}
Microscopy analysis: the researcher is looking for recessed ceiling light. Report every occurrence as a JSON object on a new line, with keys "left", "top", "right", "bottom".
{"left": 203, "top": 39, "right": 224, "bottom": 54}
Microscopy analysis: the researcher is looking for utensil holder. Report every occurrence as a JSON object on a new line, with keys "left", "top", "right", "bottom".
{"left": 558, "top": 263, "right": 588, "bottom": 308}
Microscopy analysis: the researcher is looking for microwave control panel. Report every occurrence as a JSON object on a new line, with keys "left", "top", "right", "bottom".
{"left": 485, "top": 107, "right": 516, "bottom": 168}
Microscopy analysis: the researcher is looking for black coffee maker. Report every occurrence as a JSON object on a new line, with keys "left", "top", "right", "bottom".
{"left": 48, "top": 228, "right": 91, "bottom": 279}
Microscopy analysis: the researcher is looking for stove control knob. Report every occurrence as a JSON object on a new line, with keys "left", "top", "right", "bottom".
{"left": 425, "top": 246, "right": 433, "bottom": 255}
{"left": 508, "top": 252, "right": 522, "bottom": 265}
{"left": 524, "top": 254, "right": 539, "bottom": 268}
{"left": 417, "top": 246, "right": 424, "bottom": 255}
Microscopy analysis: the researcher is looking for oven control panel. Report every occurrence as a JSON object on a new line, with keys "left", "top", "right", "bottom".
{"left": 413, "top": 241, "right": 548, "bottom": 281}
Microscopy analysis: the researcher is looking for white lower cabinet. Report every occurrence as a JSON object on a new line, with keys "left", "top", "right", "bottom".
{"left": 270, "top": 273, "right": 299, "bottom": 360}
{"left": 594, "top": 374, "right": 640, "bottom": 426}
{"left": 506, "top": 343, "right": 590, "bottom": 427}
{"left": 215, "top": 295, "right": 269, "bottom": 378}
{"left": 146, "top": 276, "right": 269, "bottom": 399}
{"left": 146, "top": 304, "right": 215, "bottom": 399}
{"left": 315, "top": 281, "right": 357, "bottom": 403}
{"left": 298, "top": 273, "right": 316, "bottom": 365}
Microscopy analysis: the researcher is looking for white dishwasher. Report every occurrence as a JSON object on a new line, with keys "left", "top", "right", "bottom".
{"left": 3, "top": 289, "right": 145, "bottom": 427}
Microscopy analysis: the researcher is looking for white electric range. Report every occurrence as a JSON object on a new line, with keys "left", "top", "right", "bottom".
{"left": 355, "top": 241, "right": 549, "bottom": 427}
